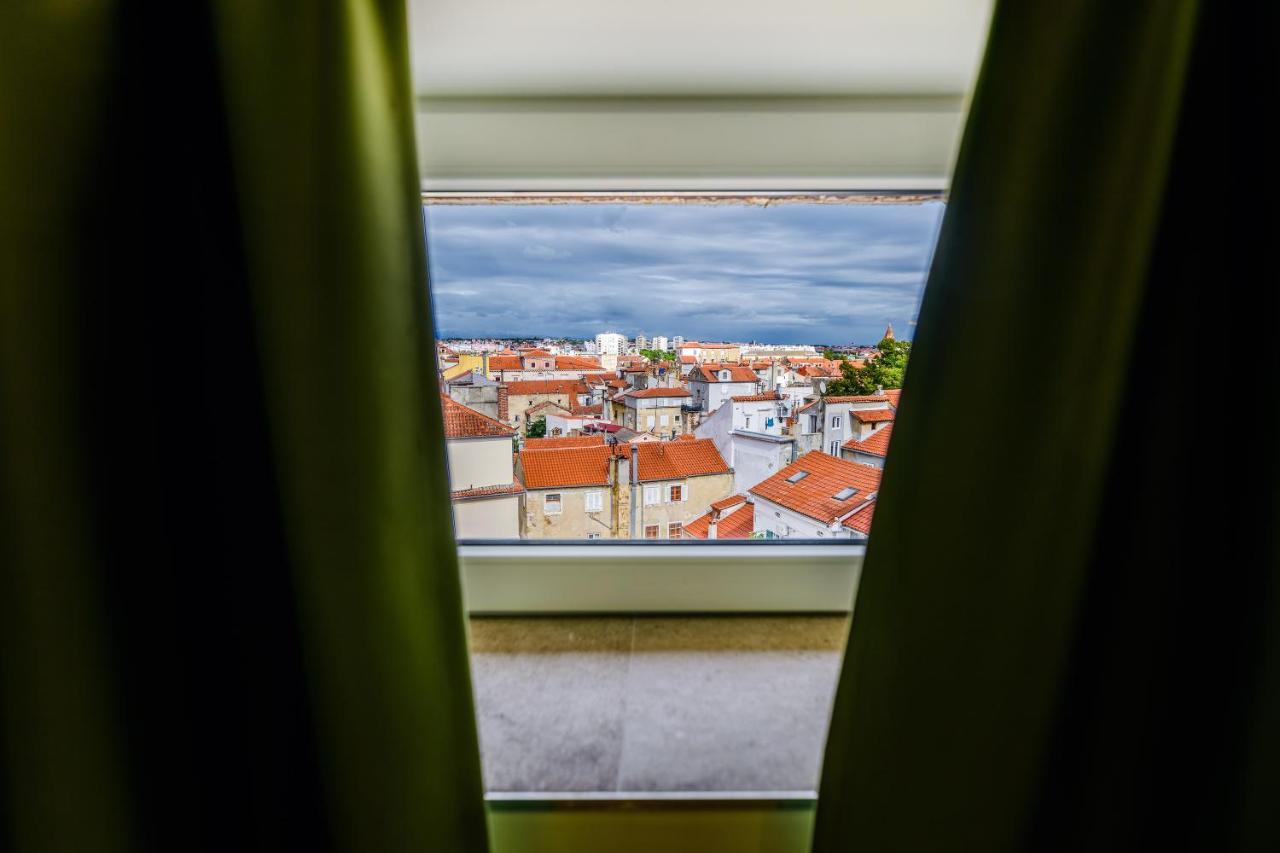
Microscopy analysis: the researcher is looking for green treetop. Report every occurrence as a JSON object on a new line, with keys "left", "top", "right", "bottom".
{"left": 824, "top": 337, "right": 911, "bottom": 396}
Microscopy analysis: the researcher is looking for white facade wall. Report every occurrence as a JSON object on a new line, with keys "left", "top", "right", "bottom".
{"left": 650, "top": 336, "right": 669, "bottom": 351}
{"left": 750, "top": 496, "right": 861, "bottom": 541}
{"left": 595, "top": 332, "right": 625, "bottom": 355}
{"left": 729, "top": 435, "right": 794, "bottom": 495}
{"left": 446, "top": 435, "right": 513, "bottom": 492}
{"left": 452, "top": 494, "right": 521, "bottom": 539}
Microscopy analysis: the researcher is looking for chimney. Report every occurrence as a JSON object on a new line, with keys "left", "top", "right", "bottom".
{"left": 874, "top": 385, "right": 884, "bottom": 396}
{"left": 497, "top": 385, "right": 509, "bottom": 422}
{"left": 707, "top": 510, "right": 719, "bottom": 540}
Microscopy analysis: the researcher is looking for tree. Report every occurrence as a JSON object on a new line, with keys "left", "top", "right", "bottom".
{"left": 824, "top": 337, "right": 911, "bottom": 396}
{"left": 526, "top": 417, "right": 546, "bottom": 438}
{"left": 639, "top": 348, "right": 676, "bottom": 363}
{"left": 822, "top": 349, "right": 847, "bottom": 361}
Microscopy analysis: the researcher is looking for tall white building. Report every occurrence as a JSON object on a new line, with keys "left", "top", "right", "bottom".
{"left": 595, "top": 332, "right": 626, "bottom": 356}
{"left": 635, "top": 333, "right": 648, "bottom": 350}
{"left": 651, "top": 336, "right": 669, "bottom": 352}
{"left": 672, "top": 336, "right": 685, "bottom": 351}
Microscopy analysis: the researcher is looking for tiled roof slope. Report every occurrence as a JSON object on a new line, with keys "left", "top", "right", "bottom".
{"left": 487, "top": 355, "right": 523, "bottom": 371}
{"left": 693, "top": 364, "right": 759, "bottom": 383}
{"left": 750, "top": 451, "right": 882, "bottom": 524}
{"left": 625, "top": 387, "right": 692, "bottom": 398}
{"left": 520, "top": 445, "right": 617, "bottom": 489}
{"left": 843, "top": 424, "right": 893, "bottom": 457}
{"left": 825, "top": 395, "right": 893, "bottom": 404}
{"left": 441, "top": 396, "right": 516, "bottom": 439}
{"left": 731, "top": 392, "right": 781, "bottom": 402}
{"left": 505, "top": 379, "right": 585, "bottom": 396}
{"left": 684, "top": 502, "right": 755, "bottom": 539}
{"left": 851, "top": 408, "right": 895, "bottom": 424}
{"left": 525, "top": 435, "right": 605, "bottom": 450}
{"left": 841, "top": 502, "right": 876, "bottom": 534}
{"left": 451, "top": 481, "right": 525, "bottom": 501}
{"left": 635, "top": 439, "right": 728, "bottom": 482}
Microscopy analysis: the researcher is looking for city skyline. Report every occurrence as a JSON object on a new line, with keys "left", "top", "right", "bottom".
{"left": 424, "top": 201, "right": 945, "bottom": 345}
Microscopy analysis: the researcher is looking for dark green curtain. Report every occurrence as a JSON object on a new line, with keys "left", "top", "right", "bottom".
{"left": 1, "top": 3, "right": 486, "bottom": 851}
{"left": 816, "top": 2, "right": 1277, "bottom": 851}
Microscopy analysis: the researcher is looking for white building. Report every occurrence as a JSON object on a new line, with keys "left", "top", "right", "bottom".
{"left": 686, "top": 364, "right": 761, "bottom": 414}
{"left": 441, "top": 396, "right": 523, "bottom": 539}
{"left": 595, "top": 332, "right": 626, "bottom": 356}
{"left": 671, "top": 335, "right": 684, "bottom": 351}
{"left": 650, "top": 335, "right": 669, "bottom": 352}
{"left": 695, "top": 392, "right": 796, "bottom": 494}
{"left": 635, "top": 334, "right": 647, "bottom": 351}
{"left": 816, "top": 395, "right": 895, "bottom": 457}
{"left": 749, "top": 451, "right": 881, "bottom": 541}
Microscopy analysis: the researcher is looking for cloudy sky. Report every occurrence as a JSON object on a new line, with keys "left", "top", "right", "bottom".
{"left": 424, "top": 201, "right": 945, "bottom": 345}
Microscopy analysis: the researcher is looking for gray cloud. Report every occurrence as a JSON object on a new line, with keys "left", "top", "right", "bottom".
{"left": 424, "top": 201, "right": 944, "bottom": 345}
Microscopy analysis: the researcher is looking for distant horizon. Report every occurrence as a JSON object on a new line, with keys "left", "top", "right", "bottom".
{"left": 435, "top": 333, "right": 904, "bottom": 348}
{"left": 425, "top": 202, "right": 944, "bottom": 344}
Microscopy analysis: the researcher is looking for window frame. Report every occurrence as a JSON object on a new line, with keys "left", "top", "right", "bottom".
{"left": 544, "top": 493, "right": 563, "bottom": 515}
{"left": 428, "top": 189, "right": 938, "bottom": 616}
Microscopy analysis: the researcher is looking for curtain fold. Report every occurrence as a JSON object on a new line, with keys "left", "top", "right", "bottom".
{"left": 816, "top": 1, "right": 1276, "bottom": 850}
{"left": 1, "top": 3, "right": 487, "bottom": 851}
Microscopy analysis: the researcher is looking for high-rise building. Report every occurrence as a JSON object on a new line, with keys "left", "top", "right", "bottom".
{"left": 651, "top": 336, "right": 669, "bottom": 352}
{"left": 636, "top": 334, "right": 648, "bottom": 350}
{"left": 672, "top": 335, "right": 685, "bottom": 351}
{"left": 595, "top": 332, "right": 626, "bottom": 356}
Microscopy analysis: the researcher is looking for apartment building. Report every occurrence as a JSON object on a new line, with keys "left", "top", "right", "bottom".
{"left": 441, "top": 396, "right": 523, "bottom": 539}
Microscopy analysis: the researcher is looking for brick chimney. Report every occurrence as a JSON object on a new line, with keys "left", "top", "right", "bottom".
{"left": 707, "top": 510, "right": 719, "bottom": 540}
{"left": 497, "top": 385, "right": 509, "bottom": 422}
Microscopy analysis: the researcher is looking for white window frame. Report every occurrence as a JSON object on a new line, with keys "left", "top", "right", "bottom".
{"left": 831, "top": 415, "right": 841, "bottom": 429}
{"left": 644, "top": 485, "right": 661, "bottom": 505}
{"left": 430, "top": 189, "right": 931, "bottom": 617}
{"left": 544, "top": 493, "right": 562, "bottom": 515}
{"left": 667, "top": 483, "right": 686, "bottom": 503}
{"left": 584, "top": 490, "right": 603, "bottom": 513}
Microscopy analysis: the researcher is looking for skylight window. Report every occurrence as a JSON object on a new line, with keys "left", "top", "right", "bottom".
{"left": 428, "top": 196, "right": 941, "bottom": 542}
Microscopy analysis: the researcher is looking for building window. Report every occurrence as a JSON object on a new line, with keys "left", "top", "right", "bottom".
{"left": 585, "top": 491, "right": 603, "bottom": 513}
{"left": 644, "top": 524, "right": 660, "bottom": 539}
{"left": 644, "top": 485, "right": 661, "bottom": 505}
{"left": 669, "top": 523, "right": 683, "bottom": 539}
{"left": 831, "top": 415, "right": 841, "bottom": 429}
{"left": 668, "top": 484, "right": 683, "bottom": 502}
{"left": 744, "top": 416, "right": 751, "bottom": 429}
{"left": 659, "top": 413, "right": 669, "bottom": 427}
{"left": 586, "top": 532, "right": 601, "bottom": 540}
{"left": 829, "top": 441, "right": 840, "bottom": 456}
{"left": 544, "top": 493, "right": 562, "bottom": 515}
{"left": 646, "top": 415, "right": 655, "bottom": 429}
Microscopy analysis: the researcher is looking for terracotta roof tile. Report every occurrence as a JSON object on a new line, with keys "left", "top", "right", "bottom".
{"left": 693, "top": 365, "right": 759, "bottom": 383}
{"left": 749, "top": 451, "right": 882, "bottom": 525}
{"left": 520, "top": 445, "right": 617, "bottom": 489}
{"left": 842, "top": 424, "right": 893, "bottom": 457}
{"left": 711, "top": 493, "right": 750, "bottom": 511}
{"left": 487, "top": 355, "right": 524, "bottom": 371}
{"left": 505, "top": 379, "right": 586, "bottom": 396}
{"left": 731, "top": 392, "right": 782, "bottom": 403}
{"left": 440, "top": 396, "right": 516, "bottom": 439}
{"left": 684, "top": 502, "right": 755, "bottom": 539}
{"left": 851, "top": 408, "right": 895, "bottom": 424}
{"left": 841, "top": 501, "right": 876, "bottom": 534}
{"left": 451, "top": 481, "right": 525, "bottom": 501}
{"left": 555, "top": 355, "right": 603, "bottom": 370}
{"left": 525, "top": 435, "right": 605, "bottom": 450}
{"left": 624, "top": 387, "right": 692, "bottom": 398}
{"left": 825, "top": 395, "right": 892, "bottom": 404}
{"left": 634, "top": 438, "right": 729, "bottom": 482}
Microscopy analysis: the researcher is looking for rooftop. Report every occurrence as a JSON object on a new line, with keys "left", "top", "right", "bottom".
{"left": 842, "top": 423, "right": 894, "bottom": 457}
{"left": 749, "top": 451, "right": 882, "bottom": 526}
{"left": 441, "top": 396, "right": 517, "bottom": 439}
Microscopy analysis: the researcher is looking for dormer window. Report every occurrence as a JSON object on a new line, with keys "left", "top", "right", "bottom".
{"left": 720, "top": 370, "right": 730, "bottom": 380}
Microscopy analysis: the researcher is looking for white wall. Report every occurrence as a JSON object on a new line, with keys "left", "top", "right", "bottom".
{"left": 446, "top": 435, "right": 513, "bottom": 491}
{"left": 750, "top": 497, "right": 859, "bottom": 540}
{"left": 730, "top": 436, "right": 793, "bottom": 496}
{"left": 453, "top": 495, "right": 521, "bottom": 539}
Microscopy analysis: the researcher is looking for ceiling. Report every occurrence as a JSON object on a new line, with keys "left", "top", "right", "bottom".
{"left": 407, "top": 1, "right": 993, "bottom": 190}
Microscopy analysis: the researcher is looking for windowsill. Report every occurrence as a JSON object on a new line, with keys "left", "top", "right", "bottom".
{"left": 457, "top": 541, "right": 863, "bottom": 614}
{"left": 470, "top": 615, "right": 847, "bottom": 796}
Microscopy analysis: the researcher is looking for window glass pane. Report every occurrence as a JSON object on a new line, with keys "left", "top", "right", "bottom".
{"left": 430, "top": 199, "right": 944, "bottom": 542}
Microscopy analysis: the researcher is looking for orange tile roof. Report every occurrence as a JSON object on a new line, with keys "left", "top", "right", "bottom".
{"left": 883, "top": 389, "right": 902, "bottom": 407}
{"left": 525, "top": 435, "right": 605, "bottom": 450}
{"left": 451, "top": 481, "right": 525, "bottom": 501}
{"left": 842, "top": 423, "right": 893, "bottom": 457}
{"left": 520, "top": 445, "right": 617, "bottom": 489}
{"left": 522, "top": 348, "right": 553, "bottom": 357}
{"left": 505, "top": 379, "right": 586, "bottom": 396}
{"left": 556, "top": 355, "right": 603, "bottom": 370}
{"left": 749, "top": 451, "right": 882, "bottom": 525}
{"left": 851, "top": 408, "right": 895, "bottom": 424}
{"left": 570, "top": 403, "right": 604, "bottom": 416}
{"left": 634, "top": 438, "right": 729, "bottom": 482}
{"left": 825, "top": 395, "right": 892, "bottom": 404}
{"left": 487, "top": 355, "right": 524, "bottom": 371}
{"left": 711, "top": 493, "right": 750, "bottom": 512}
{"left": 731, "top": 392, "right": 782, "bottom": 403}
{"left": 680, "top": 355, "right": 697, "bottom": 364}
{"left": 624, "top": 387, "right": 692, "bottom": 398}
{"left": 673, "top": 433, "right": 698, "bottom": 442}
{"left": 440, "top": 396, "right": 516, "bottom": 439}
{"left": 841, "top": 501, "right": 876, "bottom": 534}
{"left": 693, "top": 365, "right": 759, "bottom": 383}
{"left": 684, "top": 502, "right": 756, "bottom": 539}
